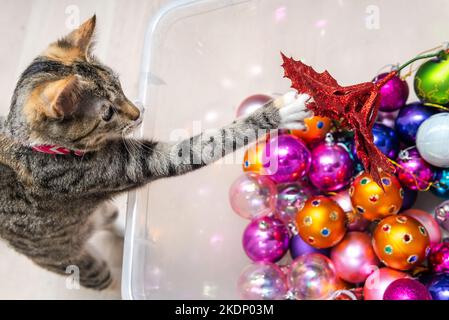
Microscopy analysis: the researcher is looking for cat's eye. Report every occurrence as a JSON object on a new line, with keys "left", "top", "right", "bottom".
{"left": 102, "top": 106, "right": 114, "bottom": 122}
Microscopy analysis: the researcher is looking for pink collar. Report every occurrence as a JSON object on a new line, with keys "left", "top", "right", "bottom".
{"left": 31, "top": 145, "right": 85, "bottom": 156}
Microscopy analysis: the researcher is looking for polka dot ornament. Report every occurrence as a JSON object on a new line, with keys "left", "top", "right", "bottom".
{"left": 290, "top": 116, "right": 332, "bottom": 144}
{"left": 372, "top": 215, "right": 430, "bottom": 271}
{"left": 296, "top": 196, "right": 347, "bottom": 249}
{"left": 349, "top": 172, "right": 403, "bottom": 221}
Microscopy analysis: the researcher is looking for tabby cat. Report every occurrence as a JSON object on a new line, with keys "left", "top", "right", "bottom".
{"left": 0, "top": 16, "right": 311, "bottom": 290}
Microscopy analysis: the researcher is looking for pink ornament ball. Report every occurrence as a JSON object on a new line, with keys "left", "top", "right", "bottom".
{"left": 363, "top": 267, "right": 409, "bottom": 300}
{"left": 396, "top": 147, "right": 435, "bottom": 191}
{"left": 330, "top": 232, "right": 379, "bottom": 284}
{"left": 262, "top": 134, "right": 311, "bottom": 184}
{"left": 236, "top": 94, "right": 272, "bottom": 118}
{"left": 229, "top": 172, "right": 277, "bottom": 220}
{"left": 383, "top": 278, "right": 432, "bottom": 300}
{"left": 237, "top": 262, "right": 288, "bottom": 300}
{"left": 308, "top": 141, "right": 354, "bottom": 192}
{"left": 331, "top": 189, "right": 370, "bottom": 231}
{"left": 275, "top": 182, "right": 310, "bottom": 224}
{"left": 288, "top": 253, "right": 338, "bottom": 300}
{"left": 242, "top": 216, "right": 289, "bottom": 262}
{"left": 428, "top": 240, "right": 449, "bottom": 273}
{"left": 403, "top": 209, "right": 442, "bottom": 245}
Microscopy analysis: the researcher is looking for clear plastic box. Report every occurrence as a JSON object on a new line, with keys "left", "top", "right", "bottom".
{"left": 122, "top": 0, "right": 448, "bottom": 299}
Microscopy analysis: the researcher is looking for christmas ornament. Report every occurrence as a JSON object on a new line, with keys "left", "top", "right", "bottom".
{"left": 288, "top": 253, "right": 338, "bottom": 300}
{"left": 242, "top": 216, "right": 289, "bottom": 262}
{"left": 330, "top": 232, "right": 380, "bottom": 284}
{"left": 363, "top": 267, "right": 409, "bottom": 300}
{"left": 401, "top": 188, "right": 418, "bottom": 211}
{"left": 236, "top": 94, "right": 272, "bottom": 117}
{"left": 308, "top": 135, "right": 354, "bottom": 192}
{"left": 383, "top": 278, "right": 432, "bottom": 300}
{"left": 334, "top": 133, "right": 365, "bottom": 175}
{"left": 427, "top": 274, "right": 449, "bottom": 300}
{"left": 262, "top": 134, "right": 311, "bottom": 183}
{"left": 281, "top": 53, "right": 396, "bottom": 186}
{"left": 349, "top": 172, "right": 403, "bottom": 221}
{"left": 394, "top": 102, "right": 437, "bottom": 145}
{"left": 376, "top": 110, "right": 399, "bottom": 129}
{"left": 331, "top": 189, "right": 370, "bottom": 231}
{"left": 372, "top": 215, "right": 430, "bottom": 271}
{"left": 296, "top": 196, "right": 346, "bottom": 249}
{"left": 290, "top": 115, "right": 332, "bottom": 144}
{"left": 374, "top": 72, "right": 409, "bottom": 112}
{"left": 427, "top": 240, "right": 449, "bottom": 273}
{"left": 435, "top": 200, "right": 449, "bottom": 231}
{"left": 403, "top": 209, "right": 441, "bottom": 245}
{"left": 229, "top": 172, "right": 277, "bottom": 220}
{"left": 237, "top": 262, "right": 288, "bottom": 300}
{"left": 372, "top": 123, "right": 399, "bottom": 159}
{"left": 396, "top": 147, "right": 435, "bottom": 191}
{"left": 275, "top": 182, "right": 311, "bottom": 224}
{"left": 414, "top": 51, "right": 449, "bottom": 105}
{"left": 432, "top": 169, "right": 449, "bottom": 198}
{"left": 289, "top": 234, "right": 329, "bottom": 259}
{"left": 416, "top": 113, "right": 449, "bottom": 168}
{"left": 242, "top": 140, "right": 266, "bottom": 173}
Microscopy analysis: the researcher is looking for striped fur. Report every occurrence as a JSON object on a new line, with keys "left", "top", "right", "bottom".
{"left": 0, "top": 16, "right": 287, "bottom": 290}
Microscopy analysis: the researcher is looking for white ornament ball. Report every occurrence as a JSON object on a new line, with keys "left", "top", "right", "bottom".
{"left": 416, "top": 113, "right": 449, "bottom": 168}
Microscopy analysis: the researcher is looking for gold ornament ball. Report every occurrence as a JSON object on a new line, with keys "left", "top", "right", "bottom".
{"left": 372, "top": 214, "right": 430, "bottom": 271}
{"left": 296, "top": 196, "right": 346, "bottom": 249}
{"left": 349, "top": 172, "right": 403, "bottom": 221}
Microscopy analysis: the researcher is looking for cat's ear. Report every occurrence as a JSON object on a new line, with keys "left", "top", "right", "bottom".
{"left": 38, "top": 76, "right": 81, "bottom": 118}
{"left": 64, "top": 15, "right": 96, "bottom": 55}
{"left": 44, "top": 15, "right": 96, "bottom": 62}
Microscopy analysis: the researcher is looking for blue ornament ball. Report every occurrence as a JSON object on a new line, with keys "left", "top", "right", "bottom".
{"left": 432, "top": 169, "right": 449, "bottom": 199}
{"left": 334, "top": 133, "right": 364, "bottom": 175}
{"left": 395, "top": 102, "right": 438, "bottom": 145}
{"left": 372, "top": 123, "right": 400, "bottom": 159}
{"left": 401, "top": 188, "right": 418, "bottom": 211}
{"left": 428, "top": 274, "right": 449, "bottom": 300}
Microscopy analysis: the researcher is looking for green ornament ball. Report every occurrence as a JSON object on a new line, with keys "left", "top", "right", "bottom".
{"left": 414, "top": 52, "right": 449, "bottom": 105}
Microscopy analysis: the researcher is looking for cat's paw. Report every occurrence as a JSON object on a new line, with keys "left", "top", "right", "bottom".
{"left": 275, "top": 91, "right": 313, "bottom": 130}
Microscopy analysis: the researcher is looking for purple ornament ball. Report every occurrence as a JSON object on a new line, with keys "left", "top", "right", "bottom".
{"left": 308, "top": 140, "right": 354, "bottom": 192}
{"left": 236, "top": 94, "right": 272, "bottom": 118}
{"left": 383, "top": 278, "right": 432, "bottom": 300}
{"left": 396, "top": 147, "right": 435, "bottom": 190}
{"left": 262, "top": 134, "right": 311, "bottom": 184}
{"left": 289, "top": 234, "right": 329, "bottom": 259}
{"left": 375, "top": 72, "right": 409, "bottom": 112}
{"left": 242, "top": 216, "right": 289, "bottom": 263}
{"left": 395, "top": 102, "right": 438, "bottom": 145}
{"left": 376, "top": 110, "right": 399, "bottom": 129}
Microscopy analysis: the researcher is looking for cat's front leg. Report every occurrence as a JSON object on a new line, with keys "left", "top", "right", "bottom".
{"left": 145, "top": 91, "right": 312, "bottom": 179}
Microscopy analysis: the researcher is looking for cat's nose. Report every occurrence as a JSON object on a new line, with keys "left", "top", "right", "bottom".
{"left": 132, "top": 100, "right": 145, "bottom": 125}
{"left": 121, "top": 100, "right": 141, "bottom": 121}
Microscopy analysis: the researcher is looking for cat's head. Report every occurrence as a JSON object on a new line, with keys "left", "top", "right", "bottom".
{"left": 6, "top": 15, "right": 141, "bottom": 151}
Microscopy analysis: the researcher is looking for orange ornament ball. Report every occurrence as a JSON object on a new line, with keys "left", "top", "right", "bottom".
{"left": 296, "top": 196, "right": 346, "bottom": 249}
{"left": 242, "top": 141, "right": 266, "bottom": 173}
{"left": 349, "top": 172, "right": 403, "bottom": 221}
{"left": 290, "top": 116, "right": 332, "bottom": 144}
{"left": 372, "top": 214, "right": 430, "bottom": 271}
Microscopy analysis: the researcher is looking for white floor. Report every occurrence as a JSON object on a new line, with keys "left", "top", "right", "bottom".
{"left": 0, "top": 0, "right": 168, "bottom": 299}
